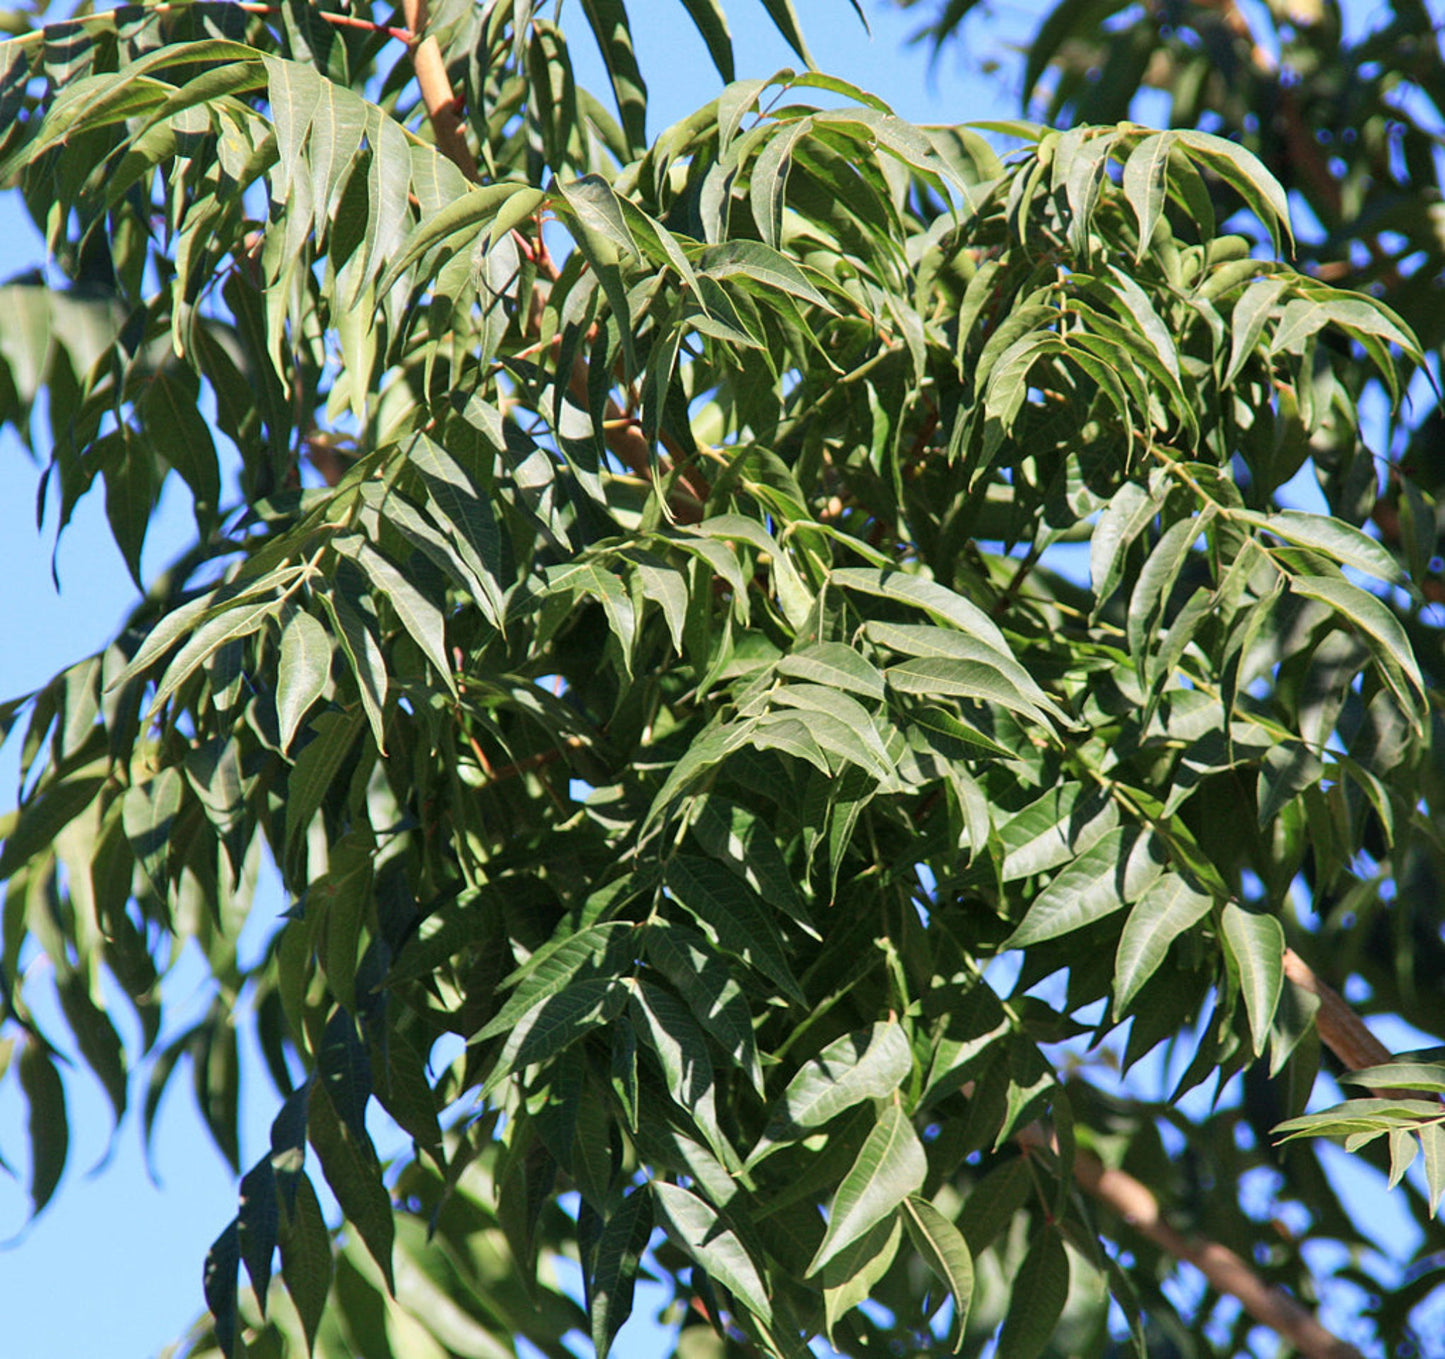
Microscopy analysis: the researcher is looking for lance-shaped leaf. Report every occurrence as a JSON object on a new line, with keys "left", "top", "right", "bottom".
{"left": 751, "top": 1022, "right": 913, "bottom": 1166}
{"left": 1006, "top": 827, "right": 1164, "bottom": 947}
{"left": 807, "top": 1102, "right": 927, "bottom": 1275}
{"left": 1221, "top": 903, "right": 1285, "bottom": 1056}
{"left": 665, "top": 855, "right": 803, "bottom": 1003}
{"left": 279, "top": 1174, "right": 332, "bottom": 1354}
{"left": 653, "top": 1181, "right": 773, "bottom": 1324}
{"left": 645, "top": 921, "right": 764, "bottom": 1095}
{"left": 276, "top": 607, "right": 333, "bottom": 754}
{"left": 1290, "top": 575, "right": 1427, "bottom": 726}
{"left": 306, "top": 1081, "right": 393, "bottom": 1291}
{"left": 1114, "top": 873, "right": 1215, "bottom": 1015}
{"left": 587, "top": 1187, "right": 653, "bottom": 1359}
{"left": 902, "top": 1195, "right": 974, "bottom": 1352}
{"left": 478, "top": 921, "right": 637, "bottom": 1041}
{"left": 630, "top": 980, "right": 736, "bottom": 1168}
{"left": 822, "top": 1214, "right": 903, "bottom": 1344}
{"left": 996, "top": 1228, "right": 1070, "bottom": 1359}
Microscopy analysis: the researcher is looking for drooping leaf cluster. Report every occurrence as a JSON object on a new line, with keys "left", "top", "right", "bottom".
{"left": 1, "top": 1, "right": 1441, "bottom": 1356}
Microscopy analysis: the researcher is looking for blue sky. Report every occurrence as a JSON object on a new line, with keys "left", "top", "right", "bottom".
{"left": 0, "top": 3, "right": 1029, "bottom": 1355}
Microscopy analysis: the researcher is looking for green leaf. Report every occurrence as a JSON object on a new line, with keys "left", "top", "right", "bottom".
{"left": 1236, "top": 503, "right": 1404, "bottom": 578}
{"left": 276, "top": 608, "right": 333, "bottom": 754}
{"left": 318, "top": 582, "right": 389, "bottom": 752}
{"left": 653, "top": 1181, "right": 773, "bottom": 1324}
{"left": 700, "top": 239, "right": 832, "bottom": 310}
{"left": 1226, "top": 276, "right": 1289, "bottom": 385}
{"left": 1122, "top": 131, "right": 1172, "bottom": 259}
{"left": 822, "top": 1214, "right": 903, "bottom": 1344}
{"left": 1341, "top": 1062, "right": 1445, "bottom": 1093}
{"left": 588, "top": 1187, "right": 653, "bottom": 1359}
{"left": 407, "top": 433, "right": 507, "bottom": 626}
{"left": 771, "top": 685, "right": 895, "bottom": 782}
{"left": 678, "top": 0, "right": 735, "bottom": 80}
{"left": 1387, "top": 1126, "right": 1419, "bottom": 1190}
{"left": 123, "top": 768, "right": 184, "bottom": 898}
{"left": 18, "top": 1038, "right": 68, "bottom": 1217}
{"left": 279, "top": 1174, "right": 333, "bottom": 1354}
{"left": 318, "top": 1007, "right": 372, "bottom": 1142}
{"left": 998, "top": 785, "right": 1116, "bottom": 883}
{"left": 807, "top": 1103, "right": 927, "bottom": 1275}
{"left": 479, "top": 921, "right": 636, "bottom": 1041}
{"left": 666, "top": 855, "right": 804, "bottom": 1003}
{"left": 901, "top": 1195, "right": 974, "bottom": 1352}
{"left": 1221, "top": 904, "right": 1285, "bottom": 1056}
{"left": 1090, "top": 477, "right": 1167, "bottom": 609}
{"left": 996, "top": 1228, "right": 1070, "bottom": 1359}
{"left": 150, "top": 595, "right": 287, "bottom": 717}
{"left": 1006, "top": 828, "right": 1163, "bottom": 947}
{"left": 645, "top": 921, "right": 764, "bottom": 1095}
{"left": 341, "top": 539, "right": 455, "bottom": 696}
{"left": 751, "top": 118, "right": 810, "bottom": 250}
{"left": 1275, "top": 1098, "right": 1445, "bottom": 1139}
{"left": 306, "top": 1080, "right": 394, "bottom": 1291}
{"left": 1114, "top": 874, "right": 1215, "bottom": 1014}
{"left": 559, "top": 174, "right": 642, "bottom": 259}
{"left": 56, "top": 971, "right": 127, "bottom": 1130}
{"left": 758, "top": 0, "right": 815, "bottom": 67}
{"left": 753, "top": 1022, "right": 913, "bottom": 1165}
{"left": 238, "top": 1155, "right": 279, "bottom": 1315}
{"left": 778, "top": 641, "right": 886, "bottom": 700}
{"left": 958, "top": 1157, "right": 1032, "bottom": 1254}
{"left": 869, "top": 621, "right": 1069, "bottom": 727}
{"left": 631, "top": 981, "right": 734, "bottom": 1166}
{"left": 202, "top": 1218, "right": 241, "bottom": 1359}
{"left": 1127, "top": 514, "right": 1209, "bottom": 670}
{"left": 886, "top": 658, "right": 1057, "bottom": 730}
{"left": 691, "top": 796, "right": 817, "bottom": 938}
{"left": 1420, "top": 1122, "right": 1445, "bottom": 1216}
{"left": 579, "top": 0, "right": 648, "bottom": 154}
{"left": 284, "top": 710, "right": 365, "bottom": 878}
{"left": 1175, "top": 129, "right": 1292, "bottom": 252}
{"left": 1289, "top": 575, "right": 1427, "bottom": 722}
{"left": 487, "top": 978, "right": 629, "bottom": 1086}
{"left": 0, "top": 775, "right": 105, "bottom": 881}
{"left": 379, "top": 181, "right": 535, "bottom": 295}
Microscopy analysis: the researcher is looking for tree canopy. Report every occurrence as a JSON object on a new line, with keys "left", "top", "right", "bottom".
{"left": 1, "top": 1, "right": 1442, "bottom": 1357}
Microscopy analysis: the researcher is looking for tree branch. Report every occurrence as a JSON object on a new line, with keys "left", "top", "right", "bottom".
{"left": 400, "top": 0, "right": 477, "bottom": 181}
{"left": 1282, "top": 948, "right": 1403, "bottom": 1092}
{"left": 1010, "top": 948, "right": 1422, "bottom": 1359}
{"left": 1018, "top": 1125, "right": 1365, "bottom": 1359}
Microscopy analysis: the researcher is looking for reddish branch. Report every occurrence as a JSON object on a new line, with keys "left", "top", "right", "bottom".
{"left": 400, "top": 0, "right": 477, "bottom": 180}
{"left": 399, "top": 2, "right": 709, "bottom": 515}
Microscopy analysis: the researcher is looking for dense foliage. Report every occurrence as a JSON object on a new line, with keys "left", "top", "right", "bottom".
{"left": 1, "top": 1, "right": 1442, "bottom": 1356}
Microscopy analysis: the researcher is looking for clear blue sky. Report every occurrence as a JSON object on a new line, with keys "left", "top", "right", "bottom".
{"left": 0, "top": 3, "right": 1027, "bottom": 1355}
{"left": 0, "top": 1, "right": 1431, "bottom": 1356}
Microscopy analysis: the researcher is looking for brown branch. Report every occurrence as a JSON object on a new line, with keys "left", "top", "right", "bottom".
{"left": 1017, "top": 1125, "right": 1364, "bottom": 1359}
{"left": 400, "top": 0, "right": 476, "bottom": 181}
{"left": 1282, "top": 949, "right": 1401, "bottom": 1089}
{"left": 998, "top": 942, "right": 1414, "bottom": 1359}
{"left": 560, "top": 337, "right": 710, "bottom": 520}
{"left": 1008, "top": 951, "right": 1427, "bottom": 1359}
